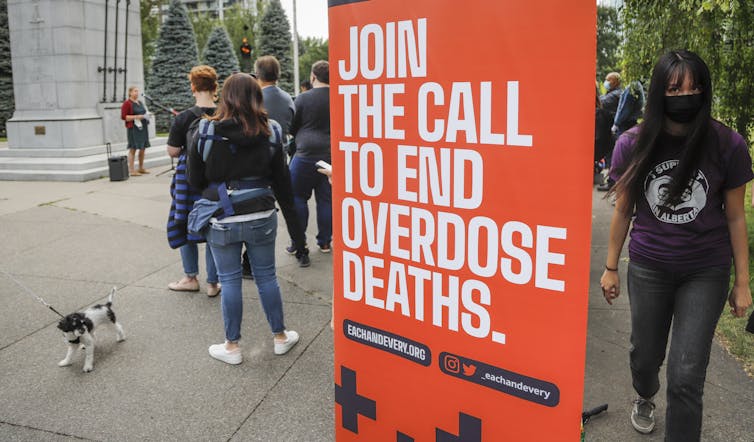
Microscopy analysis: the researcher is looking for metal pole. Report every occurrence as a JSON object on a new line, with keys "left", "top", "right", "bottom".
{"left": 99, "top": 0, "right": 109, "bottom": 102}
{"left": 122, "top": 0, "right": 130, "bottom": 101}
{"left": 112, "top": 0, "right": 121, "bottom": 102}
{"left": 292, "top": 0, "right": 299, "bottom": 96}
{"left": 218, "top": 0, "right": 224, "bottom": 21}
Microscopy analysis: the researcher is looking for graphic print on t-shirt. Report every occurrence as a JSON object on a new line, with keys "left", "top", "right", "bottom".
{"left": 644, "top": 160, "right": 708, "bottom": 224}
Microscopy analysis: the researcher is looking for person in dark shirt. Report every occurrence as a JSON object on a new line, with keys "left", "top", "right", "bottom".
{"left": 597, "top": 72, "right": 625, "bottom": 190}
{"left": 600, "top": 50, "right": 752, "bottom": 440}
{"left": 165, "top": 65, "right": 220, "bottom": 297}
{"left": 254, "top": 56, "right": 295, "bottom": 139}
{"left": 599, "top": 72, "right": 623, "bottom": 116}
{"left": 241, "top": 55, "right": 309, "bottom": 275}
{"left": 187, "top": 73, "right": 305, "bottom": 365}
{"left": 287, "top": 60, "right": 332, "bottom": 254}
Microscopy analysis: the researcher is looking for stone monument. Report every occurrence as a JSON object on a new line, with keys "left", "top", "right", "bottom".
{"left": 0, "top": 0, "right": 168, "bottom": 181}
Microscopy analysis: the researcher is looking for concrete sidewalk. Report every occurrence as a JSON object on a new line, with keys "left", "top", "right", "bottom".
{"left": 0, "top": 171, "right": 751, "bottom": 441}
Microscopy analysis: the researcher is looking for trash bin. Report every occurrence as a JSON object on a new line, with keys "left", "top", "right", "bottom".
{"left": 106, "top": 142, "right": 129, "bottom": 181}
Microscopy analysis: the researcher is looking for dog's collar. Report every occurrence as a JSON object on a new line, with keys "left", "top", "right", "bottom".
{"left": 68, "top": 337, "right": 80, "bottom": 344}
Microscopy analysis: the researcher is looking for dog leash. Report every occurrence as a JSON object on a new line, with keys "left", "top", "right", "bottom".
{"left": 1, "top": 269, "right": 65, "bottom": 318}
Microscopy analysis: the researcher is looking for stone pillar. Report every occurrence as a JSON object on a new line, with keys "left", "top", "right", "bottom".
{"left": 6, "top": 0, "right": 148, "bottom": 149}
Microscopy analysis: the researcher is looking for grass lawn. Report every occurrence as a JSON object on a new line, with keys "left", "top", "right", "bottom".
{"left": 716, "top": 183, "right": 754, "bottom": 376}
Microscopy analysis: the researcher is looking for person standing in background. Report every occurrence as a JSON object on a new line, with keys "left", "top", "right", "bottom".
{"left": 596, "top": 72, "right": 625, "bottom": 190}
{"left": 287, "top": 61, "right": 332, "bottom": 255}
{"left": 121, "top": 86, "right": 151, "bottom": 176}
{"left": 242, "top": 55, "right": 310, "bottom": 277}
{"left": 165, "top": 65, "right": 220, "bottom": 297}
{"left": 187, "top": 73, "right": 302, "bottom": 365}
{"left": 600, "top": 72, "right": 623, "bottom": 116}
{"left": 599, "top": 80, "right": 645, "bottom": 191}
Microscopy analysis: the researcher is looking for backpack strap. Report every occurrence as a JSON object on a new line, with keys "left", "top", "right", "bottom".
{"left": 215, "top": 182, "right": 235, "bottom": 218}
{"left": 269, "top": 122, "right": 282, "bottom": 145}
{"left": 196, "top": 120, "right": 228, "bottom": 162}
{"left": 268, "top": 121, "right": 283, "bottom": 158}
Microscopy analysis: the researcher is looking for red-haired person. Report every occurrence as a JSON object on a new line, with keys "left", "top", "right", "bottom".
{"left": 165, "top": 66, "right": 220, "bottom": 297}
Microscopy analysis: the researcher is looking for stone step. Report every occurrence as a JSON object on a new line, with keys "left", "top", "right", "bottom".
{"left": 0, "top": 139, "right": 159, "bottom": 158}
{"left": 0, "top": 140, "right": 174, "bottom": 181}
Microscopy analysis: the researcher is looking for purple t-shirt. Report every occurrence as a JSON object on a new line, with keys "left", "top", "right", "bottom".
{"left": 610, "top": 120, "right": 754, "bottom": 271}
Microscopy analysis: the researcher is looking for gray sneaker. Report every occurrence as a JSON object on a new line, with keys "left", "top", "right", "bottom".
{"left": 631, "top": 397, "right": 656, "bottom": 434}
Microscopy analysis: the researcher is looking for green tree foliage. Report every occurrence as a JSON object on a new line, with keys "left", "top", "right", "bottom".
{"left": 202, "top": 26, "right": 240, "bottom": 88}
{"left": 705, "top": 1, "right": 754, "bottom": 137}
{"left": 146, "top": 0, "right": 199, "bottom": 131}
{"left": 0, "top": 0, "right": 14, "bottom": 137}
{"left": 191, "top": 12, "right": 218, "bottom": 58}
{"left": 191, "top": 4, "right": 256, "bottom": 67}
{"left": 257, "top": 0, "right": 293, "bottom": 93}
{"left": 621, "top": 0, "right": 753, "bottom": 136}
{"left": 140, "top": 0, "right": 167, "bottom": 79}
{"left": 597, "top": 5, "right": 622, "bottom": 85}
{"left": 298, "top": 37, "right": 329, "bottom": 84}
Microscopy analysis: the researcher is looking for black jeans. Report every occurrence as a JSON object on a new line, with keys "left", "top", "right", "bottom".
{"left": 627, "top": 262, "right": 729, "bottom": 442}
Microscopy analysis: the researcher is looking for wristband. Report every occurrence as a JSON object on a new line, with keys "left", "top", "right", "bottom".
{"left": 605, "top": 265, "right": 618, "bottom": 272}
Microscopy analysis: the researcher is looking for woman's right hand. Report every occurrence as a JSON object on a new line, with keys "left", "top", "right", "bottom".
{"left": 600, "top": 269, "right": 620, "bottom": 305}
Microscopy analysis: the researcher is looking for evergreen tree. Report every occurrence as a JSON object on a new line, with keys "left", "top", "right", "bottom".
{"left": 0, "top": 0, "right": 14, "bottom": 137}
{"left": 257, "top": 0, "right": 293, "bottom": 92}
{"left": 597, "top": 6, "right": 621, "bottom": 86}
{"left": 299, "top": 37, "right": 329, "bottom": 85}
{"left": 146, "top": 0, "right": 199, "bottom": 131}
{"left": 202, "top": 26, "right": 240, "bottom": 88}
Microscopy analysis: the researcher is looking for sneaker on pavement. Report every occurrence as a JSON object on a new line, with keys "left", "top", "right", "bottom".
{"left": 168, "top": 279, "right": 200, "bottom": 292}
{"left": 274, "top": 330, "right": 300, "bottom": 355}
{"left": 296, "top": 248, "right": 311, "bottom": 268}
{"left": 285, "top": 244, "right": 297, "bottom": 255}
{"left": 297, "top": 253, "right": 311, "bottom": 268}
{"left": 318, "top": 243, "right": 331, "bottom": 253}
{"left": 631, "top": 397, "right": 656, "bottom": 434}
{"left": 208, "top": 343, "right": 242, "bottom": 365}
{"left": 207, "top": 283, "right": 221, "bottom": 297}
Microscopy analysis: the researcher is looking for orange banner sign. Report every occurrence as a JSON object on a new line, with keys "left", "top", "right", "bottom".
{"left": 330, "top": 1, "right": 596, "bottom": 440}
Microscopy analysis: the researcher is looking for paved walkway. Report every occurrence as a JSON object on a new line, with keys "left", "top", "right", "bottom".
{"left": 0, "top": 170, "right": 751, "bottom": 441}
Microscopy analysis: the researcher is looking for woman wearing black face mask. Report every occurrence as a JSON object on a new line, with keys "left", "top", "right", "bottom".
{"left": 599, "top": 50, "right": 753, "bottom": 441}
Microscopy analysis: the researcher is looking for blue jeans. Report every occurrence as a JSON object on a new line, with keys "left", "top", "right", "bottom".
{"left": 289, "top": 156, "right": 332, "bottom": 247}
{"left": 179, "top": 243, "right": 218, "bottom": 283}
{"left": 205, "top": 212, "right": 286, "bottom": 342}
{"left": 627, "top": 262, "right": 729, "bottom": 442}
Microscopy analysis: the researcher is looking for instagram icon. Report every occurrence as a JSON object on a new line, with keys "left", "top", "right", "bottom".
{"left": 443, "top": 354, "right": 461, "bottom": 374}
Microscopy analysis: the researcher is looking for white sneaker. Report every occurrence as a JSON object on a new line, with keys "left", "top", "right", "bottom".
{"left": 274, "top": 330, "right": 300, "bottom": 355}
{"left": 208, "top": 343, "right": 242, "bottom": 365}
{"left": 631, "top": 397, "right": 656, "bottom": 434}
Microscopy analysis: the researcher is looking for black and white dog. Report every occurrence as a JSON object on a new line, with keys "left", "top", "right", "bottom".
{"left": 57, "top": 287, "right": 125, "bottom": 372}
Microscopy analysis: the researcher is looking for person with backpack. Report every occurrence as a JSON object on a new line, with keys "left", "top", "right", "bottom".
{"left": 186, "top": 73, "right": 306, "bottom": 365}
{"left": 165, "top": 65, "right": 220, "bottom": 297}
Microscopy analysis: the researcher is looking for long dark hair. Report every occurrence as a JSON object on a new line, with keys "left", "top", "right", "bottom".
{"left": 609, "top": 50, "right": 713, "bottom": 212}
{"left": 209, "top": 73, "right": 270, "bottom": 138}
